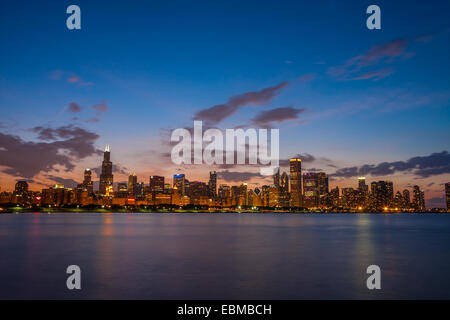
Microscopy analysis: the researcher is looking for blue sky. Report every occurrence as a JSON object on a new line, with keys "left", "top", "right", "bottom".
{"left": 0, "top": 0, "right": 449, "bottom": 206}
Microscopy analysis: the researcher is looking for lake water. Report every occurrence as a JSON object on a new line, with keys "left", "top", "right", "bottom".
{"left": 0, "top": 212, "right": 449, "bottom": 299}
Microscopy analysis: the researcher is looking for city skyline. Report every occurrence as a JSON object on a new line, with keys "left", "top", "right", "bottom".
{"left": 1, "top": 144, "right": 447, "bottom": 211}
{"left": 0, "top": 1, "right": 449, "bottom": 207}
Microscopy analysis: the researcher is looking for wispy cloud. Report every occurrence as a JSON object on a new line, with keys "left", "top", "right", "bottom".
{"left": 331, "top": 151, "right": 450, "bottom": 178}
{"left": 68, "top": 102, "right": 82, "bottom": 113}
{"left": 193, "top": 82, "right": 289, "bottom": 125}
{"left": 349, "top": 68, "right": 394, "bottom": 81}
{"left": 250, "top": 106, "right": 306, "bottom": 127}
{"left": 329, "top": 39, "right": 409, "bottom": 80}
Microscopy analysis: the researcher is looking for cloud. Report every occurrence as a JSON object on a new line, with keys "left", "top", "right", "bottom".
{"left": 68, "top": 75, "right": 80, "bottom": 83}
{"left": 193, "top": 82, "right": 289, "bottom": 125}
{"left": 0, "top": 125, "right": 100, "bottom": 178}
{"left": 91, "top": 164, "right": 129, "bottom": 177}
{"left": 250, "top": 106, "right": 306, "bottom": 126}
{"left": 45, "top": 175, "right": 79, "bottom": 189}
{"left": 279, "top": 153, "right": 317, "bottom": 166}
{"left": 331, "top": 151, "right": 450, "bottom": 178}
{"left": 298, "top": 73, "right": 316, "bottom": 82}
{"left": 349, "top": 68, "right": 394, "bottom": 81}
{"left": 85, "top": 118, "right": 100, "bottom": 123}
{"left": 49, "top": 71, "right": 93, "bottom": 86}
{"left": 217, "top": 170, "right": 265, "bottom": 182}
{"left": 329, "top": 39, "right": 408, "bottom": 80}
{"left": 426, "top": 196, "right": 445, "bottom": 209}
{"left": 92, "top": 100, "right": 108, "bottom": 115}
{"left": 67, "top": 74, "right": 93, "bottom": 86}
{"left": 68, "top": 102, "right": 82, "bottom": 113}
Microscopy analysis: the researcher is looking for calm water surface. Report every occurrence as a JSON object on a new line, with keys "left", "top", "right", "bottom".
{"left": 1, "top": 212, "right": 449, "bottom": 299}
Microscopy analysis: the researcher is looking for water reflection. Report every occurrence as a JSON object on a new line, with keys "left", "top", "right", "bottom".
{"left": 0, "top": 213, "right": 450, "bottom": 299}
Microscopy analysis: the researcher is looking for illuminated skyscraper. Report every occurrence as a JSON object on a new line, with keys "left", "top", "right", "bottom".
{"left": 128, "top": 173, "right": 137, "bottom": 196}
{"left": 413, "top": 185, "right": 425, "bottom": 211}
{"left": 268, "top": 184, "right": 280, "bottom": 207}
{"left": 149, "top": 175, "right": 165, "bottom": 193}
{"left": 403, "top": 189, "right": 410, "bottom": 208}
{"left": 173, "top": 174, "right": 186, "bottom": 196}
{"left": 317, "top": 172, "right": 329, "bottom": 205}
{"left": 116, "top": 183, "right": 128, "bottom": 198}
{"left": 273, "top": 167, "right": 280, "bottom": 187}
{"left": 83, "top": 168, "right": 93, "bottom": 194}
{"left": 358, "top": 177, "right": 368, "bottom": 192}
{"left": 14, "top": 181, "right": 29, "bottom": 195}
{"left": 99, "top": 144, "right": 113, "bottom": 195}
{"left": 289, "top": 158, "right": 302, "bottom": 207}
{"left": 303, "top": 172, "right": 319, "bottom": 208}
{"left": 371, "top": 180, "right": 394, "bottom": 209}
{"left": 279, "top": 171, "right": 290, "bottom": 207}
{"left": 208, "top": 171, "right": 217, "bottom": 198}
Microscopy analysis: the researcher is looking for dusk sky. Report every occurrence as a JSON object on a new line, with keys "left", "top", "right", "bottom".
{"left": 0, "top": 0, "right": 449, "bottom": 207}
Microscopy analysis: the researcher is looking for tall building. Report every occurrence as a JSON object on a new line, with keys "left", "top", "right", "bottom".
{"left": 218, "top": 184, "right": 231, "bottom": 206}
{"left": 328, "top": 186, "right": 340, "bottom": 207}
{"left": 413, "top": 185, "right": 425, "bottom": 211}
{"left": 289, "top": 158, "right": 302, "bottom": 207}
{"left": 149, "top": 176, "right": 165, "bottom": 193}
{"left": 116, "top": 183, "right": 128, "bottom": 198}
{"left": 446, "top": 183, "right": 450, "bottom": 210}
{"left": 208, "top": 171, "right": 217, "bottom": 198}
{"left": 128, "top": 173, "right": 137, "bottom": 196}
{"left": 358, "top": 177, "right": 368, "bottom": 192}
{"left": 317, "top": 172, "right": 329, "bottom": 205}
{"left": 14, "top": 181, "right": 29, "bottom": 195}
{"left": 273, "top": 167, "right": 280, "bottom": 187}
{"left": 135, "top": 182, "right": 145, "bottom": 199}
{"left": 303, "top": 172, "right": 319, "bottom": 208}
{"left": 187, "top": 180, "right": 209, "bottom": 204}
{"left": 279, "top": 171, "right": 290, "bottom": 207}
{"left": 99, "top": 145, "right": 114, "bottom": 195}
{"left": 173, "top": 174, "right": 186, "bottom": 196}
{"left": 342, "top": 187, "right": 358, "bottom": 208}
{"left": 370, "top": 181, "right": 393, "bottom": 209}
{"left": 403, "top": 189, "right": 410, "bottom": 208}
{"left": 83, "top": 168, "right": 93, "bottom": 194}
{"left": 268, "top": 185, "right": 280, "bottom": 207}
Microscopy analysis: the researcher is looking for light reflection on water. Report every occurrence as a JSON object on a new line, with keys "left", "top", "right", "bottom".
{"left": 0, "top": 212, "right": 449, "bottom": 299}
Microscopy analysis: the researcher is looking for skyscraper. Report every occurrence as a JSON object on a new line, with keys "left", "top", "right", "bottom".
{"left": 446, "top": 183, "right": 450, "bottom": 210}
{"left": 279, "top": 171, "right": 290, "bottom": 207}
{"left": 371, "top": 180, "right": 393, "bottom": 209}
{"left": 83, "top": 168, "right": 93, "bottom": 194}
{"left": 273, "top": 167, "right": 280, "bottom": 187}
{"left": 99, "top": 144, "right": 113, "bottom": 195}
{"left": 303, "top": 172, "right": 319, "bottom": 208}
{"left": 208, "top": 171, "right": 217, "bottom": 198}
{"left": 173, "top": 174, "right": 186, "bottom": 196}
{"left": 289, "top": 158, "right": 302, "bottom": 207}
{"left": 14, "top": 181, "right": 29, "bottom": 195}
{"left": 358, "top": 177, "right": 368, "bottom": 192}
{"left": 412, "top": 185, "right": 425, "bottom": 211}
{"left": 403, "top": 189, "right": 410, "bottom": 208}
{"left": 317, "top": 172, "right": 329, "bottom": 205}
{"left": 128, "top": 173, "right": 137, "bottom": 196}
{"left": 149, "top": 175, "right": 165, "bottom": 193}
